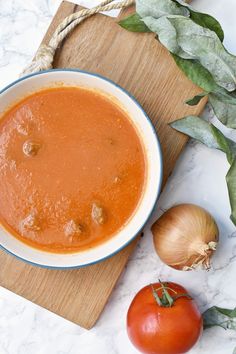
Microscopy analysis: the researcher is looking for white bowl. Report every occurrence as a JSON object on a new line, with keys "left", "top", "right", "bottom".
{"left": 0, "top": 69, "right": 162, "bottom": 268}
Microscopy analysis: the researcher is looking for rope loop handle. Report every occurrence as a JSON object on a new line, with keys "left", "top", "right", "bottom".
{"left": 20, "top": 0, "right": 135, "bottom": 77}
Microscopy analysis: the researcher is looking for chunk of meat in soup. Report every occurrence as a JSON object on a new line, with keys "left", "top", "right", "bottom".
{"left": 92, "top": 203, "right": 106, "bottom": 225}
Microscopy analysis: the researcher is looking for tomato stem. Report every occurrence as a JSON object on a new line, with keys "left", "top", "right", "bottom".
{"left": 151, "top": 284, "right": 162, "bottom": 306}
{"left": 160, "top": 281, "right": 174, "bottom": 307}
{"left": 155, "top": 286, "right": 177, "bottom": 294}
{"left": 151, "top": 281, "right": 192, "bottom": 308}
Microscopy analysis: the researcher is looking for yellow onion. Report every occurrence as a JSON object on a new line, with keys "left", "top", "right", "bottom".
{"left": 151, "top": 204, "right": 219, "bottom": 271}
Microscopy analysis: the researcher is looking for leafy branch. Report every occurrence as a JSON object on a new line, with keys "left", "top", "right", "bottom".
{"left": 119, "top": 0, "right": 236, "bottom": 225}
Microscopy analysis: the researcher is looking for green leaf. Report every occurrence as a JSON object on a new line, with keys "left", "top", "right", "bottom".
{"left": 218, "top": 308, "right": 236, "bottom": 318}
{"left": 203, "top": 306, "right": 236, "bottom": 330}
{"left": 172, "top": 0, "right": 224, "bottom": 41}
{"left": 170, "top": 116, "right": 236, "bottom": 164}
{"left": 136, "top": 0, "right": 189, "bottom": 19}
{"left": 172, "top": 55, "right": 219, "bottom": 92}
{"left": 170, "top": 116, "right": 220, "bottom": 149}
{"left": 233, "top": 348, "right": 236, "bottom": 354}
{"left": 209, "top": 92, "right": 236, "bottom": 129}
{"left": 189, "top": 11, "right": 224, "bottom": 42}
{"left": 226, "top": 160, "right": 236, "bottom": 225}
{"left": 210, "top": 90, "right": 236, "bottom": 105}
{"left": 167, "top": 16, "right": 236, "bottom": 92}
{"left": 143, "top": 16, "right": 192, "bottom": 59}
{"left": 211, "top": 125, "right": 236, "bottom": 164}
{"left": 185, "top": 92, "right": 208, "bottom": 106}
{"left": 119, "top": 13, "right": 151, "bottom": 32}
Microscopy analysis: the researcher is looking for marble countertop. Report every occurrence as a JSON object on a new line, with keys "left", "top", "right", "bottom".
{"left": 0, "top": 1, "right": 236, "bottom": 353}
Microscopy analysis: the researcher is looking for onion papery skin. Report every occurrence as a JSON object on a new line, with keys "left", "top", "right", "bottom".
{"left": 151, "top": 204, "right": 219, "bottom": 271}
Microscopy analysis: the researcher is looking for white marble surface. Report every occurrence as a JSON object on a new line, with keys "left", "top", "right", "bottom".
{"left": 0, "top": 1, "right": 236, "bottom": 353}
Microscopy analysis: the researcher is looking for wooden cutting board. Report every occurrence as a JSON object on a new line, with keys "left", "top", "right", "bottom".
{"left": 0, "top": 1, "right": 206, "bottom": 329}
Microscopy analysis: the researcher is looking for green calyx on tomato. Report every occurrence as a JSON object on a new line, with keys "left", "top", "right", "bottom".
{"left": 151, "top": 280, "right": 192, "bottom": 308}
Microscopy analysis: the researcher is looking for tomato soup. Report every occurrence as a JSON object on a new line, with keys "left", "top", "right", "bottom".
{"left": 0, "top": 87, "right": 146, "bottom": 253}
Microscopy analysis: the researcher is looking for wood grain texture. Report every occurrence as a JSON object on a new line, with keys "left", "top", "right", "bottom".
{"left": 0, "top": 1, "right": 205, "bottom": 329}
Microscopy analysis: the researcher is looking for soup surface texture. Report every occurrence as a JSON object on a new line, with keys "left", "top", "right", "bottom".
{"left": 0, "top": 87, "right": 145, "bottom": 252}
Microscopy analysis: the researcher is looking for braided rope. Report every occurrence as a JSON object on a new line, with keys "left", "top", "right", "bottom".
{"left": 20, "top": 0, "right": 135, "bottom": 77}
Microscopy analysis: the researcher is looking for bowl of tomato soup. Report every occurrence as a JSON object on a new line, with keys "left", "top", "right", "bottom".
{"left": 0, "top": 69, "right": 162, "bottom": 268}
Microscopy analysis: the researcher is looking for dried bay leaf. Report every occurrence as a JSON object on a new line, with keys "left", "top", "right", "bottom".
{"left": 136, "top": 0, "right": 189, "bottom": 19}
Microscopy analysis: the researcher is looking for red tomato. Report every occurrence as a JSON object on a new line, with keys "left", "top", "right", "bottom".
{"left": 127, "top": 282, "right": 202, "bottom": 354}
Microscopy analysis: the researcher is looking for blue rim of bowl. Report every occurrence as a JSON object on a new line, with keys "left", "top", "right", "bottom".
{"left": 0, "top": 68, "right": 163, "bottom": 269}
